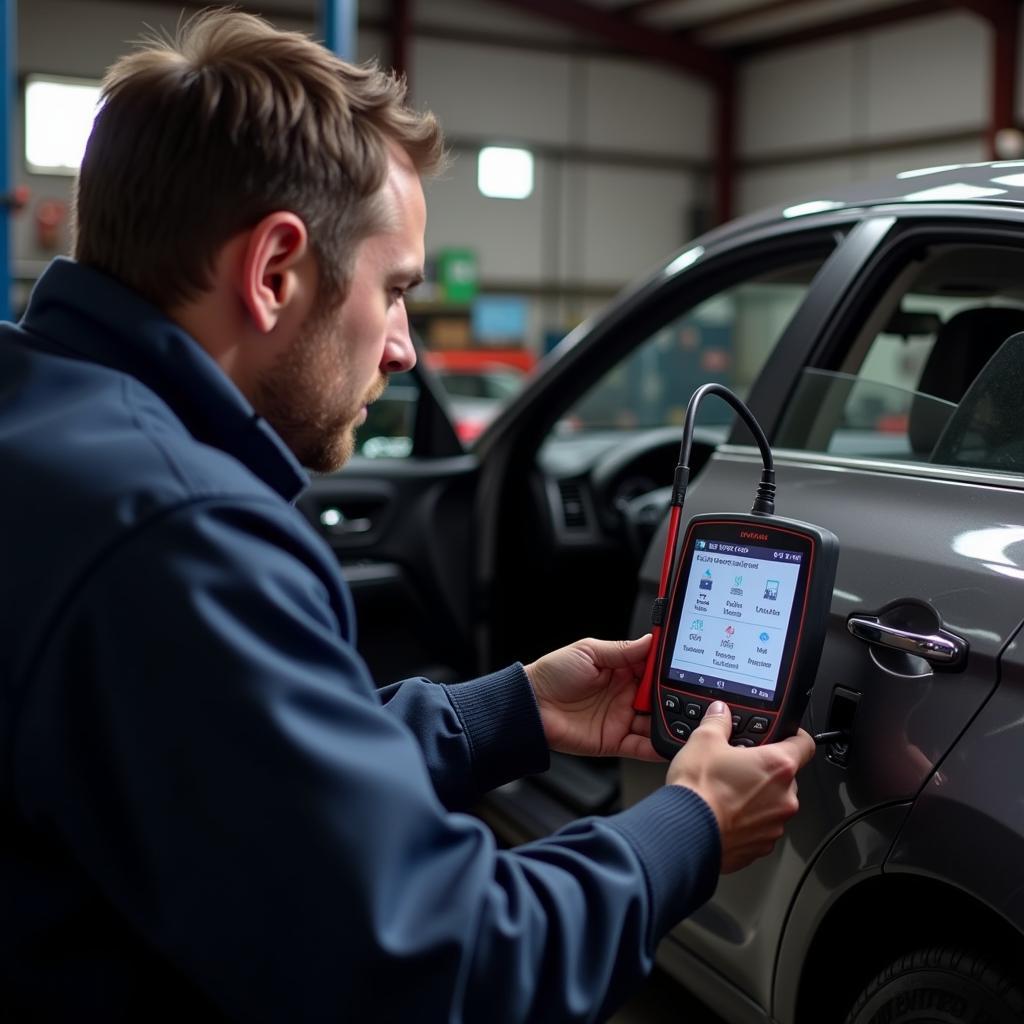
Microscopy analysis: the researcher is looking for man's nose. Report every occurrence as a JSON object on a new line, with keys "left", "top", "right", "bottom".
{"left": 380, "top": 308, "right": 417, "bottom": 374}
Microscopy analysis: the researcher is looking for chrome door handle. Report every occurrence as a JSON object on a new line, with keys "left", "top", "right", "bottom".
{"left": 847, "top": 615, "right": 967, "bottom": 668}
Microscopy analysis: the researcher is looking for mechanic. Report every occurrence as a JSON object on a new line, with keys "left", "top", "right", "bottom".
{"left": 0, "top": 10, "right": 815, "bottom": 1022}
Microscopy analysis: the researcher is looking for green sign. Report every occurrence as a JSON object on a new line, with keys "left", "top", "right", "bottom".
{"left": 437, "top": 247, "right": 478, "bottom": 304}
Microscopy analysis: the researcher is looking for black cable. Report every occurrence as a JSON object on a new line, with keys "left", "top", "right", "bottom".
{"left": 672, "top": 383, "right": 776, "bottom": 517}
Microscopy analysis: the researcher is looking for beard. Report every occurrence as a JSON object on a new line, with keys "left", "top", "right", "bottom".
{"left": 255, "top": 301, "right": 388, "bottom": 474}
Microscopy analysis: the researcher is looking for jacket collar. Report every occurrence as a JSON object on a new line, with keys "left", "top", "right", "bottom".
{"left": 19, "top": 258, "right": 309, "bottom": 502}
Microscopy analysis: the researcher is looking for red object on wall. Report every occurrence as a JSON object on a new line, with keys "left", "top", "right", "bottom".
{"left": 35, "top": 199, "right": 67, "bottom": 250}
{"left": 425, "top": 348, "right": 536, "bottom": 373}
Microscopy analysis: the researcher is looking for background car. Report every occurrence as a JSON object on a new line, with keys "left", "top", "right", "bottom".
{"left": 300, "top": 160, "right": 1024, "bottom": 1022}
{"left": 427, "top": 354, "right": 529, "bottom": 445}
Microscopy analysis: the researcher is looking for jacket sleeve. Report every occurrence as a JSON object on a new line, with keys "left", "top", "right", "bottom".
{"left": 375, "top": 666, "right": 551, "bottom": 808}
{"left": 15, "top": 497, "right": 721, "bottom": 1024}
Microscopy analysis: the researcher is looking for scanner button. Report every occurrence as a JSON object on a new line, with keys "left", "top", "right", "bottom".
{"left": 684, "top": 703, "right": 704, "bottom": 720}
{"left": 748, "top": 717, "right": 770, "bottom": 734}
{"left": 669, "top": 721, "right": 692, "bottom": 742}
{"left": 731, "top": 712, "right": 748, "bottom": 732}
{"left": 731, "top": 738, "right": 756, "bottom": 747}
{"left": 663, "top": 693, "right": 681, "bottom": 714}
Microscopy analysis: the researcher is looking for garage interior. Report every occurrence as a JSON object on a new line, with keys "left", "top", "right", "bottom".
{"left": 3, "top": 3, "right": 1024, "bottom": 1023}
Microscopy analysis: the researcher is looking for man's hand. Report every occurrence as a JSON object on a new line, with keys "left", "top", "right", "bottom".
{"left": 524, "top": 635, "right": 661, "bottom": 762}
{"left": 667, "top": 701, "right": 816, "bottom": 873}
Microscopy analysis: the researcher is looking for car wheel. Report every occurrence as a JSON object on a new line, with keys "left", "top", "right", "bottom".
{"left": 843, "top": 946, "right": 1024, "bottom": 1023}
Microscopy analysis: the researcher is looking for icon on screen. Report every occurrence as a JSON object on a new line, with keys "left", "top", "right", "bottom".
{"left": 725, "top": 625, "right": 735, "bottom": 637}
{"left": 734, "top": 575, "right": 743, "bottom": 586}
{"left": 695, "top": 540, "right": 706, "bottom": 549}
{"left": 700, "top": 569, "right": 713, "bottom": 591}
{"left": 764, "top": 579, "right": 779, "bottom": 600}
{"left": 691, "top": 618, "right": 704, "bottom": 631}
{"left": 759, "top": 631, "right": 770, "bottom": 642}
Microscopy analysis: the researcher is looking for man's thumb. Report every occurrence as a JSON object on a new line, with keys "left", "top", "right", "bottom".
{"left": 699, "top": 700, "right": 733, "bottom": 738}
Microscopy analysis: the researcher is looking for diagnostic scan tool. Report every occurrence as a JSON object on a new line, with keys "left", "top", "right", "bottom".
{"left": 651, "top": 513, "right": 837, "bottom": 757}
{"left": 632, "top": 385, "right": 839, "bottom": 760}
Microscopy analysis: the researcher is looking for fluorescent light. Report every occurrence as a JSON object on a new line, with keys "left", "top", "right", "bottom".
{"left": 25, "top": 75, "right": 102, "bottom": 174}
{"left": 478, "top": 147, "right": 534, "bottom": 200}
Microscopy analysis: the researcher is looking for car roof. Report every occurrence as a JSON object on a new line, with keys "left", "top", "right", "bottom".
{"left": 690, "top": 159, "right": 1024, "bottom": 254}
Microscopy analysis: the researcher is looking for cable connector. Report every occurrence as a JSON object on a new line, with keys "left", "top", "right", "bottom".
{"left": 750, "top": 467, "right": 776, "bottom": 516}
{"left": 670, "top": 465, "right": 690, "bottom": 507}
{"left": 812, "top": 729, "right": 849, "bottom": 745}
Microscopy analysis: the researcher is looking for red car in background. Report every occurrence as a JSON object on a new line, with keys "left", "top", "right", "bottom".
{"left": 425, "top": 349, "right": 532, "bottom": 445}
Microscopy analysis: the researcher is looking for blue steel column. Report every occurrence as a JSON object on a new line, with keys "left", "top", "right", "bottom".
{"left": 322, "top": 0, "right": 357, "bottom": 60}
{"left": 0, "top": 0, "right": 14, "bottom": 321}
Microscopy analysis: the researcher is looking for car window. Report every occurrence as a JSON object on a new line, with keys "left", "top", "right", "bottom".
{"left": 434, "top": 366, "right": 528, "bottom": 444}
{"left": 558, "top": 259, "right": 829, "bottom": 437}
{"left": 775, "top": 243, "right": 1024, "bottom": 474}
{"left": 356, "top": 371, "right": 417, "bottom": 459}
{"left": 355, "top": 364, "right": 530, "bottom": 455}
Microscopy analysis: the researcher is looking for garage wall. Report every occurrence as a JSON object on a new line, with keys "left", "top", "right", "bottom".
{"left": 11, "top": 0, "right": 712, "bottom": 341}
{"left": 11, "top": 2, "right": 1024, "bottom": 346}
{"left": 736, "top": 11, "right": 993, "bottom": 213}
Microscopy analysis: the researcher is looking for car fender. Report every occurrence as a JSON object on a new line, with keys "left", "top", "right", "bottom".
{"left": 772, "top": 802, "right": 911, "bottom": 1023}
{"left": 885, "top": 641, "right": 1024, "bottom": 938}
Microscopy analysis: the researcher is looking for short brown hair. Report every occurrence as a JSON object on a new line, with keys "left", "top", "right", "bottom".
{"left": 74, "top": 7, "right": 445, "bottom": 311}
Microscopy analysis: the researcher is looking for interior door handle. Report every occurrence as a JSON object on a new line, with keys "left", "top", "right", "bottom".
{"left": 847, "top": 615, "right": 967, "bottom": 668}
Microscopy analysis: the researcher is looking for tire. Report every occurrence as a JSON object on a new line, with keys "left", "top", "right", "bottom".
{"left": 844, "top": 946, "right": 1024, "bottom": 1024}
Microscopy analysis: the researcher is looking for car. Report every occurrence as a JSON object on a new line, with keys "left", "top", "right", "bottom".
{"left": 358, "top": 358, "right": 529, "bottom": 452}
{"left": 298, "top": 160, "right": 1024, "bottom": 1022}
{"left": 428, "top": 357, "right": 529, "bottom": 444}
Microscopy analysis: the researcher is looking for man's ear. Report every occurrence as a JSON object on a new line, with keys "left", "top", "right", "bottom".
{"left": 238, "top": 212, "right": 311, "bottom": 334}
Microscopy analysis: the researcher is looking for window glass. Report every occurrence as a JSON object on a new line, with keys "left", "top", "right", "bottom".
{"left": 776, "top": 244, "right": 1024, "bottom": 474}
{"left": 355, "top": 372, "right": 417, "bottom": 459}
{"left": 354, "top": 364, "right": 529, "bottom": 457}
{"left": 559, "top": 259, "right": 829, "bottom": 438}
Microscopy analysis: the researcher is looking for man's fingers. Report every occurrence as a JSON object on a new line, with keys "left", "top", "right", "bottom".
{"left": 578, "top": 635, "right": 652, "bottom": 670}
{"left": 693, "top": 700, "right": 733, "bottom": 740}
{"left": 774, "top": 728, "right": 816, "bottom": 772}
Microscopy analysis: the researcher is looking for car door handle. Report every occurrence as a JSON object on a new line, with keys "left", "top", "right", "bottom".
{"left": 847, "top": 615, "right": 967, "bottom": 668}
{"left": 320, "top": 514, "right": 373, "bottom": 536}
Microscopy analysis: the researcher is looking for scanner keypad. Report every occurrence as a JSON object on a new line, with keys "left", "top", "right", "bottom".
{"left": 660, "top": 690, "right": 775, "bottom": 747}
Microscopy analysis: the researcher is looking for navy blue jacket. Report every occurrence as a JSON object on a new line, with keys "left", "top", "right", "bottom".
{"left": 0, "top": 259, "right": 720, "bottom": 1022}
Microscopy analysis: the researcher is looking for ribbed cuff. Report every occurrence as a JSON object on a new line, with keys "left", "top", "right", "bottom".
{"left": 604, "top": 786, "right": 721, "bottom": 942}
{"left": 442, "top": 664, "right": 550, "bottom": 792}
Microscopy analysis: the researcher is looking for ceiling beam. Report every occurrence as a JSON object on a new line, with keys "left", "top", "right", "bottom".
{"left": 725, "top": 0, "right": 965, "bottom": 56}
{"left": 956, "top": 0, "right": 1019, "bottom": 21}
{"left": 682, "top": 0, "right": 821, "bottom": 35}
{"left": 483, "top": 0, "right": 732, "bottom": 83}
{"left": 391, "top": 0, "right": 412, "bottom": 81}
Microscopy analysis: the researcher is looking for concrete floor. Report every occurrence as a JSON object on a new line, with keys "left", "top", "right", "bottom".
{"left": 607, "top": 968, "right": 724, "bottom": 1023}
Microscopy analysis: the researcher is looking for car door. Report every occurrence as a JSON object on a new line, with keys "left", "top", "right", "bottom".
{"left": 296, "top": 351, "right": 481, "bottom": 685}
{"left": 473, "top": 219, "right": 861, "bottom": 844}
{"left": 624, "top": 212, "right": 1024, "bottom": 1020}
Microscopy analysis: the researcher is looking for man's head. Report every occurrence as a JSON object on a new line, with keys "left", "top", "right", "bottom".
{"left": 74, "top": 8, "right": 445, "bottom": 470}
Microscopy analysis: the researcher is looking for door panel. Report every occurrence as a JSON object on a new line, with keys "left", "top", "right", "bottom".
{"left": 299, "top": 455, "right": 479, "bottom": 684}
{"left": 626, "top": 452, "right": 1023, "bottom": 1008}
{"left": 887, "top": 618, "right": 1024, "bottom": 933}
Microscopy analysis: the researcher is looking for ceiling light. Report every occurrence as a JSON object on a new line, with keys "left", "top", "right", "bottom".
{"left": 478, "top": 147, "right": 534, "bottom": 200}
